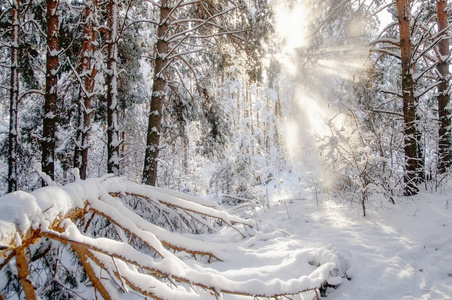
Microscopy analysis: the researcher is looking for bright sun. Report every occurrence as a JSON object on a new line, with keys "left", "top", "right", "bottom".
{"left": 274, "top": 2, "right": 311, "bottom": 54}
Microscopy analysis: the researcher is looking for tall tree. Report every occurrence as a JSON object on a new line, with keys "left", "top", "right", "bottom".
{"left": 436, "top": 0, "right": 450, "bottom": 174}
{"left": 42, "top": 0, "right": 59, "bottom": 181}
{"left": 73, "top": 0, "right": 98, "bottom": 179}
{"left": 397, "top": 0, "right": 419, "bottom": 195}
{"left": 142, "top": 0, "right": 247, "bottom": 186}
{"left": 106, "top": 0, "right": 120, "bottom": 175}
{"left": 8, "top": 0, "right": 20, "bottom": 192}
{"left": 142, "top": 0, "right": 170, "bottom": 186}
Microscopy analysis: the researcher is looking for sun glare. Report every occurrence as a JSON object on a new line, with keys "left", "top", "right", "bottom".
{"left": 274, "top": 2, "right": 311, "bottom": 54}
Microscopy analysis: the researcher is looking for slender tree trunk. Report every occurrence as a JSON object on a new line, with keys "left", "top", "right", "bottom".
{"left": 74, "top": 0, "right": 97, "bottom": 180}
{"left": 397, "top": 0, "right": 419, "bottom": 196}
{"left": 106, "top": 0, "right": 120, "bottom": 175}
{"left": 42, "top": 0, "right": 59, "bottom": 182}
{"left": 437, "top": 0, "right": 451, "bottom": 174}
{"left": 142, "top": 1, "right": 170, "bottom": 186}
{"left": 8, "top": 0, "right": 20, "bottom": 193}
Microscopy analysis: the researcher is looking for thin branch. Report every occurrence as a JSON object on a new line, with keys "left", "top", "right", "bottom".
{"left": 15, "top": 247, "right": 37, "bottom": 300}
{"left": 415, "top": 81, "right": 442, "bottom": 99}
{"left": 73, "top": 245, "right": 112, "bottom": 300}
{"left": 372, "top": 109, "right": 404, "bottom": 118}
{"left": 370, "top": 48, "right": 401, "bottom": 59}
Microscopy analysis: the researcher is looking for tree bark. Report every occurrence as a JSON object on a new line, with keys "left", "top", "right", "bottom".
{"left": 397, "top": 0, "right": 419, "bottom": 195}
{"left": 437, "top": 0, "right": 451, "bottom": 174}
{"left": 42, "top": 0, "right": 59, "bottom": 182}
{"left": 8, "top": 0, "right": 20, "bottom": 192}
{"left": 142, "top": 1, "right": 170, "bottom": 186}
{"left": 106, "top": 0, "right": 120, "bottom": 175}
{"left": 74, "top": 0, "right": 97, "bottom": 180}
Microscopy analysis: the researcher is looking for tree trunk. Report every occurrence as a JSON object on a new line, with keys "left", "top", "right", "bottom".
{"left": 437, "top": 0, "right": 450, "bottom": 174}
{"left": 74, "top": 0, "right": 97, "bottom": 180}
{"left": 397, "top": 0, "right": 419, "bottom": 196}
{"left": 8, "top": 0, "right": 20, "bottom": 192}
{"left": 106, "top": 0, "right": 120, "bottom": 175}
{"left": 42, "top": 0, "right": 59, "bottom": 183}
{"left": 142, "top": 0, "right": 170, "bottom": 186}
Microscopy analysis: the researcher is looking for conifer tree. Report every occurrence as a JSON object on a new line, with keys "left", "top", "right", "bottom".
{"left": 436, "top": 0, "right": 450, "bottom": 174}
{"left": 106, "top": 0, "right": 120, "bottom": 175}
{"left": 7, "top": 0, "right": 20, "bottom": 192}
{"left": 397, "top": 0, "right": 420, "bottom": 195}
{"left": 41, "top": 0, "right": 59, "bottom": 181}
{"left": 73, "top": 0, "right": 98, "bottom": 180}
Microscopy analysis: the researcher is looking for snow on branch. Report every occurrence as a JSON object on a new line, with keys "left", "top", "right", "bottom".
{"left": 167, "top": 5, "right": 243, "bottom": 42}
{"left": 370, "top": 48, "right": 401, "bottom": 59}
{"left": 0, "top": 177, "right": 345, "bottom": 299}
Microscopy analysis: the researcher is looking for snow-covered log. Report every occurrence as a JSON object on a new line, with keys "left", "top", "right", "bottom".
{"left": 0, "top": 177, "right": 344, "bottom": 299}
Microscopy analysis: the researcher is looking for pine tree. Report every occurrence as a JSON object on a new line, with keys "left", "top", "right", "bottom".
{"left": 41, "top": 0, "right": 59, "bottom": 182}
{"left": 74, "top": 0, "right": 98, "bottom": 180}
{"left": 7, "top": 0, "right": 20, "bottom": 192}
{"left": 142, "top": 0, "right": 170, "bottom": 186}
{"left": 397, "top": 0, "right": 420, "bottom": 195}
{"left": 106, "top": 0, "right": 121, "bottom": 175}
{"left": 436, "top": 0, "right": 450, "bottom": 174}
{"left": 142, "top": 0, "right": 248, "bottom": 186}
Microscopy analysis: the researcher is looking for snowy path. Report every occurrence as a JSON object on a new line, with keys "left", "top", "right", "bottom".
{"left": 253, "top": 187, "right": 452, "bottom": 300}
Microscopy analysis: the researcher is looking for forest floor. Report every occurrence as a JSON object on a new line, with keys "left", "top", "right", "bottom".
{"left": 231, "top": 176, "right": 452, "bottom": 299}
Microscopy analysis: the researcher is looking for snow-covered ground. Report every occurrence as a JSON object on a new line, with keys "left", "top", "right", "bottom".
{"left": 1, "top": 175, "right": 451, "bottom": 299}
{"left": 240, "top": 178, "right": 452, "bottom": 299}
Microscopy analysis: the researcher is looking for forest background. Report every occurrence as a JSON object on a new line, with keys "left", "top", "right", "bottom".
{"left": 0, "top": 0, "right": 450, "bottom": 204}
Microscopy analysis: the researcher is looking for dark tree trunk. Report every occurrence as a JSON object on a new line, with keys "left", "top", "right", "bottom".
{"left": 8, "top": 0, "right": 20, "bottom": 193}
{"left": 74, "top": 0, "right": 97, "bottom": 180}
{"left": 437, "top": 0, "right": 451, "bottom": 174}
{"left": 142, "top": 0, "right": 170, "bottom": 186}
{"left": 397, "top": 0, "right": 419, "bottom": 196}
{"left": 42, "top": 0, "right": 59, "bottom": 183}
{"left": 106, "top": 0, "right": 120, "bottom": 175}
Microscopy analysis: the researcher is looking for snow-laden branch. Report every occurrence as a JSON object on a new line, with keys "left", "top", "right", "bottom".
{"left": 370, "top": 48, "right": 401, "bottom": 59}
{"left": 121, "top": 19, "right": 159, "bottom": 32}
{"left": 414, "top": 81, "right": 443, "bottom": 99}
{"left": 23, "top": 19, "right": 47, "bottom": 37}
{"left": 372, "top": 109, "right": 404, "bottom": 118}
{"left": 0, "top": 7, "right": 11, "bottom": 22}
{"left": 413, "top": 62, "right": 437, "bottom": 82}
{"left": 0, "top": 176, "right": 346, "bottom": 299}
{"left": 379, "top": 89, "right": 402, "bottom": 98}
{"left": 368, "top": 38, "right": 399, "bottom": 48}
{"left": 166, "top": 48, "right": 203, "bottom": 60}
{"left": 65, "top": 57, "right": 96, "bottom": 101}
{"left": 18, "top": 89, "right": 45, "bottom": 101}
{"left": 167, "top": 5, "right": 243, "bottom": 42}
